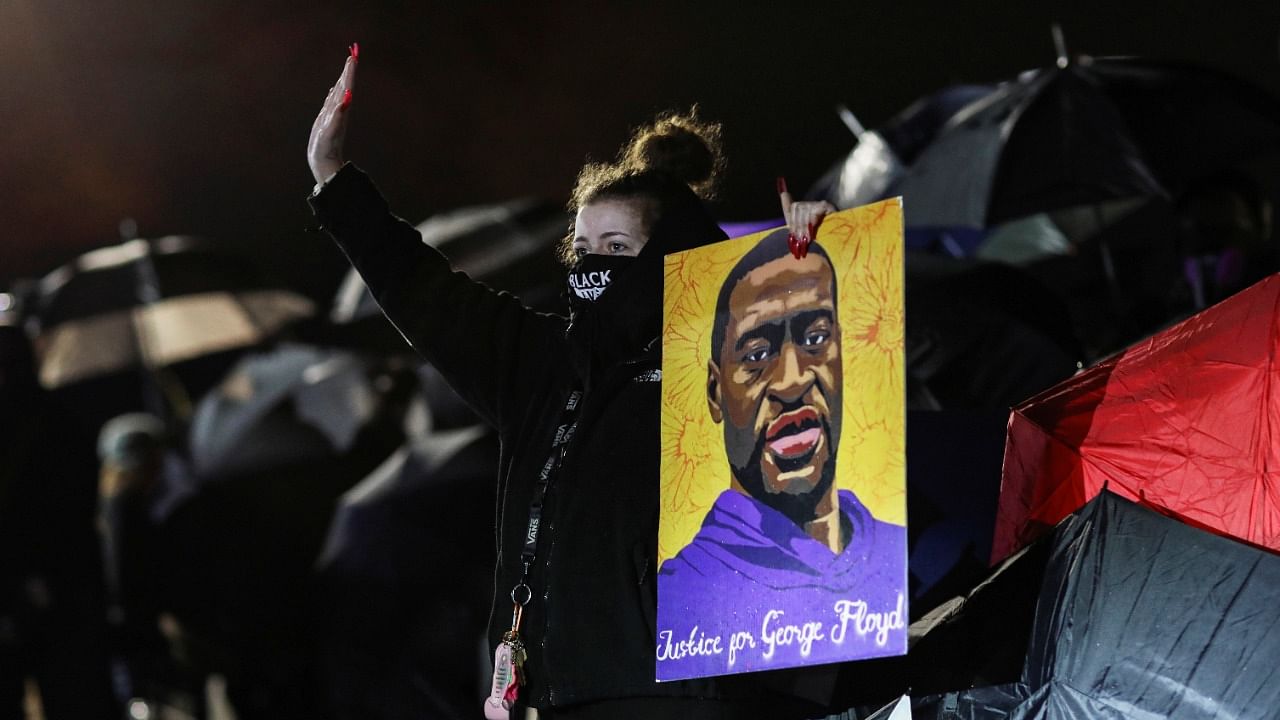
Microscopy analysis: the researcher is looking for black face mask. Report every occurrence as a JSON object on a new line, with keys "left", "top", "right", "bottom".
{"left": 566, "top": 254, "right": 635, "bottom": 315}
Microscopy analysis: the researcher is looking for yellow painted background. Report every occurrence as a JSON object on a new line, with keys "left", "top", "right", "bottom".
{"left": 659, "top": 198, "right": 906, "bottom": 565}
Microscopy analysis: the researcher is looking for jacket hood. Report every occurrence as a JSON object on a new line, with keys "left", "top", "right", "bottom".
{"left": 566, "top": 177, "right": 727, "bottom": 379}
{"left": 668, "top": 489, "right": 897, "bottom": 592}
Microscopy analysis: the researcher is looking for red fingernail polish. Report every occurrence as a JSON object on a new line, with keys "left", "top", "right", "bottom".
{"left": 808, "top": 222, "right": 816, "bottom": 237}
{"left": 341, "top": 89, "right": 352, "bottom": 110}
{"left": 788, "top": 234, "right": 800, "bottom": 259}
{"left": 800, "top": 235, "right": 811, "bottom": 258}
{"left": 777, "top": 176, "right": 788, "bottom": 195}
{"left": 350, "top": 42, "right": 359, "bottom": 60}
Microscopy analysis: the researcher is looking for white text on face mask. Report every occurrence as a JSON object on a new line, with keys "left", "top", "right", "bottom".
{"left": 569, "top": 270, "right": 612, "bottom": 289}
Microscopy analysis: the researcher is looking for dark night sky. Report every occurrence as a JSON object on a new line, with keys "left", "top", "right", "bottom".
{"left": 5, "top": 1, "right": 1280, "bottom": 304}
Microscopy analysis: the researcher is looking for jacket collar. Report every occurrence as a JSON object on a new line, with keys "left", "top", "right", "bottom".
{"left": 564, "top": 182, "right": 727, "bottom": 384}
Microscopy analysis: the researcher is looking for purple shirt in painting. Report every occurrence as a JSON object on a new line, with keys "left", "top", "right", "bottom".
{"left": 655, "top": 489, "right": 907, "bottom": 681}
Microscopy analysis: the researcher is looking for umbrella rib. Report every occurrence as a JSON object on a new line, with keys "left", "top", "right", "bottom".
{"left": 1011, "top": 409, "right": 1136, "bottom": 511}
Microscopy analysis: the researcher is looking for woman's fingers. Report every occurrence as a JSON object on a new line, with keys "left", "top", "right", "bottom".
{"left": 781, "top": 200, "right": 836, "bottom": 258}
{"left": 307, "top": 47, "right": 359, "bottom": 185}
{"left": 778, "top": 176, "right": 794, "bottom": 226}
{"left": 778, "top": 177, "right": 805, "bottom": 258}
{"left": 339, "top": 53, "right": 357, "bottom": 106}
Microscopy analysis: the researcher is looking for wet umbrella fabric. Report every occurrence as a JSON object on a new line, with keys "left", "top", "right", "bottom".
{"left": 890, "top": 58, "right": 1280, "bottom": 231}
{"left": 187, "top": 344, "right": 391, "bottom": 481}
{"left": 315, "top": 384, "right": 497, "bottom": 719}
{"left": 863, "top": 695, "right": 911, "bottom": 720}
{"left": 161, "top": 347, "right": 412, "bottom": 718}
{"left": 994, "top": 272, "right": 1280, "bottom": 563}
{"left": 30, "top": 236, "right": 314, "bottom": 390}
{"left": 913, "top": 491, "right": 1280, "bottom": 719}
{"left": 904, "top": 256, "right": 1080, "bottom": 411}
{"left": 810, "top": 84, "right": 994, "bottom": 213}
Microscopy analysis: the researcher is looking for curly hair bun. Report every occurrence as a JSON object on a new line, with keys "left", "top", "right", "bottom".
{"left": 619, "top": 108, "right": 724, "bottom": 199}
{"left": 563, "top": 107, "right": 726, "bottom": 264}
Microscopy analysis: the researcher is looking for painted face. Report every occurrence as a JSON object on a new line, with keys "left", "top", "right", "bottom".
{"left": 572, "top": 198, "right": 652, "bottom": 258}
{"left": 709, "top": 252, "right": 842, "bottom": 520}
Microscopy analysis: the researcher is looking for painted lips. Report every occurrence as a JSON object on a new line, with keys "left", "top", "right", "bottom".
{"left": 765, "top": 407, "right": 822, "bottom": 459}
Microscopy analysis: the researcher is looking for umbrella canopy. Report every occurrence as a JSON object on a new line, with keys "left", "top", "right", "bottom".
{"left": 890, "top": 57, "right": 1280, "bottom": 231}
{"left": 810, "top": 84, "right": 994, "bottom": 213}
{"left": 863, "top": 695, "right": 911, "bottom": 720}
{"left": 904, "top": 255, "right": 1080, "bottom": 411}
{"left": 994, "top": 272, "right": 1280, "bottom": 563}
{"left": 812, "top": 58, "right": 1280, "bottom": 361}
{"left": 812, "top": 57, "right": 1280, "bottom": 281}
{"left": 158, "top": 347, "right": 415, "bottom": 718}
{"left": 314, "top": 368, "right": 497, "bottom": 720}
{"left": 29, "top": 236, "right": 313, "bottom": 389}
{"left": 915, "top": 491, "right": 1280, "bottom": 719}
{"left": 187, "top": 343, "right": 406, "bottom": 481}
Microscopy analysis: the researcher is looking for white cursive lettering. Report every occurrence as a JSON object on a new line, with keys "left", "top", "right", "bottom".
{"left": 655, "top": 626, "right": 724, "bottom": 662}
{"left": 760, "top": 609, "right": 825, "bottom": 660}
{"left": 727, "top": 631, "right": 756, "bottom": 667}
{"left": 830, "top": 593, "right": 905, "bottom": 647}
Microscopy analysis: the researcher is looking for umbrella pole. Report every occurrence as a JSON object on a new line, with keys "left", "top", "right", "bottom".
{"left": 130, "top": 240, "right": 194, "bottom": 428}
{"left": 1099, "top": 238, "right": 1120, "bottom": 299}
{"left": 1092, "top": 203, "right": 1134, "bottom": 343}
{"left": 1051, "top": 23, "right": 1069, "bottom": 68}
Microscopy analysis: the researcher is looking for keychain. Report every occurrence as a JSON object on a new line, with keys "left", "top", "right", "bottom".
{"left": 484, "top": 395, "right": 575, "bottom": 718}
{"left": 484, "top": 586, "right": 530, "bottom": 719}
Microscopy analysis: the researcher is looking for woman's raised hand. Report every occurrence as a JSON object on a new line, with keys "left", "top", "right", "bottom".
{"left": 778, "top": 177, "right": 836, "bottom": 258}
{"left": 307, "top": 44, "right": 359, "bottom": 185}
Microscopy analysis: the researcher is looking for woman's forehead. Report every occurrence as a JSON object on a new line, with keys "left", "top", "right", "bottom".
{"left": 576, "top": 197, "right": 650, "bottom": 224}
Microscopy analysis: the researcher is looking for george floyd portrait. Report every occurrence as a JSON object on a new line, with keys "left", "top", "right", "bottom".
{"left": 656, "top": 199, "right": 907, "bottom": 682}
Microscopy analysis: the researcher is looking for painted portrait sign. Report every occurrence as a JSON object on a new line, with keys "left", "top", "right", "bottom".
{"left": 656, "top": 198, "right": 907, "bottom": 682}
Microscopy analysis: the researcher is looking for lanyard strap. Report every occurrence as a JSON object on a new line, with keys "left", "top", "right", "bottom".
{"left": 512, "top": 389, "right": 582, "bottom": 605}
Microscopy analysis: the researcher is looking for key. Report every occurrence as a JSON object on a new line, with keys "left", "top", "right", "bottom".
{"left": 512, "top": 641, "right": 528, "bottom": 687}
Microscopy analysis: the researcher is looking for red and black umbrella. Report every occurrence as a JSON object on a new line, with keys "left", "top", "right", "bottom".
{"left": 994, "top": 272, "right": 1280, "bottom": 563}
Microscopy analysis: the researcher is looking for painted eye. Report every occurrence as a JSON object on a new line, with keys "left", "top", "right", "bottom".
{"left": 801, "top": 331, "right": 829, "bottom": 347}
{"left": 744, "top": 347, "right": 772, "bottom": 363}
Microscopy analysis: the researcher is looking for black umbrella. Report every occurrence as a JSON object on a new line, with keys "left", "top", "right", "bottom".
{"left": 187, "top": 343, "right": 411, "bottom": 482}
{"left": 315, "top": 365, "right": 498, "bottom": 720}
{"left": 810, "top": 83, "right": 994, "bottom": 213}
{"left": 26, "top": 236, "right": 315, "bottom": 441}
{"left": 160, "top": 343, "right": 414, "bottom": 718}
{"left": 820, "top": 58, "right": 1280, "bottom": 358}
{"left": 911, "top": 490, "right": 1280, "bottom": 718}
{"left": 31, "top": 236, "right": 314, "bottom": 390}
{"left": 904, "top": 255, "right": 1081, "bottom": 410}
{"left": 823, "top": 490, "right": 1280, "bottom": 716}
{"left": 827, "top": 57, "right": 1280, "bottom": 232}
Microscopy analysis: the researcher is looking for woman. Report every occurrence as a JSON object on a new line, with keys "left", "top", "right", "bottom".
{"left": 307, "top": 47, "right": 834, "bottom": 719}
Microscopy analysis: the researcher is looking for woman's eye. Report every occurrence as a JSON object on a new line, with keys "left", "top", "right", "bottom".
{"left": 609, "top": 242, "right": 628, "bottom": 254}
{"left": 574, "top": 247, "right": 588, "bottom": 258}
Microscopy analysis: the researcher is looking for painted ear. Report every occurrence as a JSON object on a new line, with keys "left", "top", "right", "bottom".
{"left": 706, "top": 360, "right": 723, "bottom": 424}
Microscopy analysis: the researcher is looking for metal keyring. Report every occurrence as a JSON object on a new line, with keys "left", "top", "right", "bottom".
{"left": 511, "top": 583, "right": 533, "bottom": 607}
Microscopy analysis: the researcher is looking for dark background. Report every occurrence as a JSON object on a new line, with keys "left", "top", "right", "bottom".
{"left": 6, "top": 0, "right": 1280, "bottom": 303}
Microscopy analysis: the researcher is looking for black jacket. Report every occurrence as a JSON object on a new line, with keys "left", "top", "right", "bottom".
{"left": 310, "top": 165, "right": 826, "bottom": 712}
